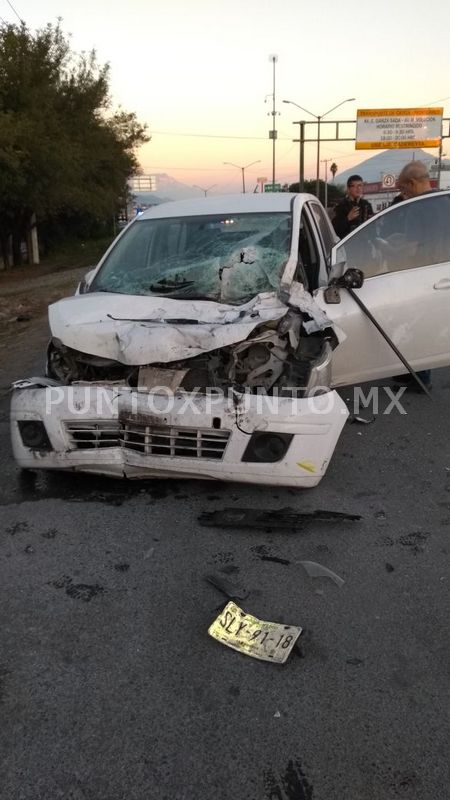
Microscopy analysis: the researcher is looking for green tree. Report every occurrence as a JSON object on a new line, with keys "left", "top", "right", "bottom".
{"left": 288, "top": 179, "right": 345, "bottom": 206}
{"left": 0, "top": 21, "right": 149, "bottom": 267}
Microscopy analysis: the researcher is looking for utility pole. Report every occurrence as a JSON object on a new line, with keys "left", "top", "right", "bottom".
{"left": 298, "top": 121, "right": 305, "bottom": 190}
{"left": 223, "top": 161, "right": 261, "bottom": 193}
{"left": 193, "top": 184, "right": 217, "bottom": 197}
{"left": 268, "top": 54, "right": 278, "bottom": 186}
{"left": 283, "top": 98, "right": 355, "bottom": 197}
{"left": 320, "top": 158, "right": 333, "bottom": 208}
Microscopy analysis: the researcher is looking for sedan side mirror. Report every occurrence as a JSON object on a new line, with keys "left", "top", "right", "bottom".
{"left": 336, "top": 268, "right": 364, "bottom": 289}
{"left": 323, "top": 268, "right": 364, "bottom": 304}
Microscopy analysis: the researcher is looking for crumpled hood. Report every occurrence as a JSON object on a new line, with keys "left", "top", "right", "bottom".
{"left": 48, "top": 291, "right": 290, "bottom": 365}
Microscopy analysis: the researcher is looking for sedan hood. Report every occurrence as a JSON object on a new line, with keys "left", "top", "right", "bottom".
{"left": 48, "top": 291, "right": 289, "bottom": 365}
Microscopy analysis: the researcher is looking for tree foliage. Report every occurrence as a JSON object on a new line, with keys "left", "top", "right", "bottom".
{"left": 0, "top": 21, "right": 149, "bottom": 266}
{"left": 288, "top": 179, "right": 345, "bottom": 207}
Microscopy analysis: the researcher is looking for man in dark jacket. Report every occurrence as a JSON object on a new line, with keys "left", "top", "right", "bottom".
{"left": 332, "top": 174, "right": 374, "bottom": 238}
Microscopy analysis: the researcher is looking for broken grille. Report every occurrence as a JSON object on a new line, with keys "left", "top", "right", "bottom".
{"left": 65, "top": 420, "right": 230, "bottom": 460}
{"left": 65, "top": 421, "right": 120, "bottom": 449}
{"left": 121, "top": 422, "right": 230, "bottom": 460}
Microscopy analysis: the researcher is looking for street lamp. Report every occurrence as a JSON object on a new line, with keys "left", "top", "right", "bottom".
{"left": 223, "top": 160, "right": 261, "bottom": 193}
{"left": 283, "top": 98, "right": 355, "bottom": 198}
{"left": 193, "top": 184, "right": 217, "bottom": 197}
{"left": 268, "top": 54, "right": 278, "bottom": 186}
{"left": 320, "top": 158, "right": 334, "bottom": 209}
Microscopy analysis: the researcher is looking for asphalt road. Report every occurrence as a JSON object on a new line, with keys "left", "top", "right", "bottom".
{"left": 1, "top": 334, "right": 449, "bottom": 800}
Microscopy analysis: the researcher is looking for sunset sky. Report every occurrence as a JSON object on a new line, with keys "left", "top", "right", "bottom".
{"left": 5, "top": 0, "right": 450, "bottom": 193}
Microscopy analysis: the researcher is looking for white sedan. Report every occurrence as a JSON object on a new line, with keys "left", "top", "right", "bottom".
{"left": 10, "top": 191, "right": 450, "bottom": 487}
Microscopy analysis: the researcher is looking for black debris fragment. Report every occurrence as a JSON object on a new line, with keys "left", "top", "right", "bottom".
{"left": 259, "top": 555, "right": 291, "bottom": 566}
{"left": 346, "top": 657, "right": 364, "bottom": 666}
{"left": 199, "top": 507, "right": 361, "bottom": 530}
{"left": 348, "top": 414, "right": 376, "bottom": 425}
{"left": 204, "top": 573, "right": 249, "bottom": 601}
{"left": 16, "top": 314, "right": 32, "bottom": 322}
{"left": 293, "top": 628, "right": 311, "bottom": 659}
{"left": 385, "top": 562, "right": 395, "bottom": 573}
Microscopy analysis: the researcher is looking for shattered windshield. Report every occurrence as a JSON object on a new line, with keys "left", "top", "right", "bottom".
{"left": 90, "top": 212, "right": 292, "bottom": 304}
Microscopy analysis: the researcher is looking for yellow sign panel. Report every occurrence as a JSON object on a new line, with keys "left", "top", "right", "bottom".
{"left": 356, "top": 107, "right": 443, "bottom": 150}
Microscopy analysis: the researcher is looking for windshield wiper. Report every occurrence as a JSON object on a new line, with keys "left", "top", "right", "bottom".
{"left": 148, "top": 279, "right": 195, "bottom": 292}
{"left": 91, "top": 287, "right": 123, "bottom": 294}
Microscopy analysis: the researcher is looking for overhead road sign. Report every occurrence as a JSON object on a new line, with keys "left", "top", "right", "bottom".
{"left": 356, "top": 108, "right": 443, "bottom": 150}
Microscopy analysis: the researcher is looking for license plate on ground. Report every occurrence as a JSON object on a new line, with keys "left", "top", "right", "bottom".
{"left": 208, "top": 601, "right": 302, "bottom": 664}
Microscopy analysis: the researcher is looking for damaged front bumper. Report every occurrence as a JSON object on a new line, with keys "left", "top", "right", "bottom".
{"left": 10, "top": 384, "right": 348, "bottom": 487}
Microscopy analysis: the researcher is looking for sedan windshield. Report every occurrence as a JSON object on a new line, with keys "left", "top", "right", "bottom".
{"left": 90, "top": 212, "right": 292, "bottom": 304}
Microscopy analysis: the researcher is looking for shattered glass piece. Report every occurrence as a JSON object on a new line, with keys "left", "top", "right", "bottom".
{"left": 204, "top": 573, "right": 249, "bottom": 601}
{"left": 298, "top": 560, "right": 345, "bottom": 588}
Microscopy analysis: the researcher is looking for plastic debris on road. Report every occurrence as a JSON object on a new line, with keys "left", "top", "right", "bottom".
{"left": 348, "top": 414, "right": 376, "bottom": 425}
{"left": 297, "top": 560, "right": 345, "bottom": 588}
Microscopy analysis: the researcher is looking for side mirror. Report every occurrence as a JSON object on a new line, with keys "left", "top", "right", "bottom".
{"left": 336, "top": 268, "right": 364, "bottom": 289}
{"left": 323, "top": 268, "right": 364, "bottom": 304}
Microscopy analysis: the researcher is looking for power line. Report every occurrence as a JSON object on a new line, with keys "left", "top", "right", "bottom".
{"left": 4, "top": 0, "right": 23, "bottom": 23}
{"left": 141, "top": 165, "right": 258, "bottom": 172}
{"left": 150, "top": 129, "right": 291, "bottom": 141}
{"left": 426, "top": 94, "right": 450, "bottom": 106}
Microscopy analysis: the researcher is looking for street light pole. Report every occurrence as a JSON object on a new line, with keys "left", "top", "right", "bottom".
{"left": 193, "top": 184, "right": 217, "bottom": 197}
{"left": 268, "top": 54, "right": 278, "bottom": 186}
{"left": 223, "top": 160, "right": 261, "bottom": 193}
{"left": 316, "top": 117, "right": 322, "bottom": 200}
{"left": 283, "top": 97, "right": 355, "bottom": 198}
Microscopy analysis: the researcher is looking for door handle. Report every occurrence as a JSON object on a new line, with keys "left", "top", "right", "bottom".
{"left": 433, "top": 278, "right": 450, "bottom": 290}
